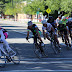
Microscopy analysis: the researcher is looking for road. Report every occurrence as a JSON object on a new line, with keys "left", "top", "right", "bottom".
{"left": 0, "top": 20, "right": 72, "bottom": 72}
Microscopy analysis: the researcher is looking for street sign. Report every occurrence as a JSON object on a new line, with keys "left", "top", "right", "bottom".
{"left": 36, "top": 11, "right": 39, "bottom": 15}
{"left": 46, "top": 8, "right": 51, "bottom": 14}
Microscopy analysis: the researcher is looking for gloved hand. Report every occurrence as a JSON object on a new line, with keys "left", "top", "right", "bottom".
{"left": 26, "top": 37, "right": 28, "bottom": 40}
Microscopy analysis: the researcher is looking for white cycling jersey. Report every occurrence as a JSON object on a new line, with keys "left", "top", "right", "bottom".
{"left": 0, "top": 29, "right": 12, "bottom": 56}
{"left": 42, "top": 23, "right": 52, "bottom": 32}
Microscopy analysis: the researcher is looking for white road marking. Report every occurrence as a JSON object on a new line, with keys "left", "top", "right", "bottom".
{"left": 1, "top": 60, "right": 72, "bottom": 64}
{"left": 1, "top": 70, "right": 72, "bottom": 72}
{"left": 19, "top": 58, "right": 72, "bottom": 61}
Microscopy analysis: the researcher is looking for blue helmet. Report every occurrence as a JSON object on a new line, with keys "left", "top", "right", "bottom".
{"left": 28, "top": 21, "right": 33, "bottom": 26}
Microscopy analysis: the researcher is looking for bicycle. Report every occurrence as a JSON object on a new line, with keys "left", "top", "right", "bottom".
{"left": 60, "top": 31, "right": 71, "bottom": 50}
{"left": 49, "top": 32, "right": 61, "bottom": 54}
{"left": 0, "top": 41, "right": 20, "bottom": 67}
{"left": 26, "top": 36, "right": 48, "bottom": 58}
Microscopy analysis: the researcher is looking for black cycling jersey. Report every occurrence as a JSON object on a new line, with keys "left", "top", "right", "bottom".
{"left": 27, "top": 24, "right": 40, "bottom": 35}
{"left": 67, "top": 22, "right": 72, "bottom": 28}
{"left": 58, "top": 24, "right": 66, "bottom": 31}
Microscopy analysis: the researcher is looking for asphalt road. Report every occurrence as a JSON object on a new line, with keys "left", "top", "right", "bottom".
{"left": 0, "top": 20, "right": 72, "bottom": 72}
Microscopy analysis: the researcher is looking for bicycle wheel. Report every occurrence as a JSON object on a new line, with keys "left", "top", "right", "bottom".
{"left": 51, "top": 41, "right": 58, "bottom": 54}
{"left": 9, "top": 48, "right": 20, "bottom": 64}
{"left": 33, "top": 43, "right": 42, "bottom": 58}
{"left": 41, "top": 46, "right": 48, "bottom": 57}
{"left": 0, "top": 53, "right": 6, "bottom": 68}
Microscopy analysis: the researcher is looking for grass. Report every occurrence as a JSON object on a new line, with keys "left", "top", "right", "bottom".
{"left": 33, "top": 22, "right": 42, "bottom": 24}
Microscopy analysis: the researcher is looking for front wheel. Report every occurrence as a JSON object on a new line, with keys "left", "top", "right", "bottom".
{"left": 33, "top": 43, "right": 43, "bottom": 58}
{"left": 9, "top": 48, "right": 20, "bottom": 64}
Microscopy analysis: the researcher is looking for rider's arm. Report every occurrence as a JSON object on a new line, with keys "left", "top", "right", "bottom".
{"left": 42, "top": 26, "right": 46, "bottom": 38}
{"left": 26, "top": 27, "right": 30, "bottom": 40}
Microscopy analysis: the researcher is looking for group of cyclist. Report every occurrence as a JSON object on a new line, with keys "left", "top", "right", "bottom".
{"left": 0, "top": 15, "right": 72, "bottom": 58}
{"left": 26, "top": 15, "right": 72, "bottom": 50}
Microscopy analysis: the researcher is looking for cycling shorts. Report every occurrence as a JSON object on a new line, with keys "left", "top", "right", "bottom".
{"left": 60, "top": 29, "right": 67, "bottom": 35}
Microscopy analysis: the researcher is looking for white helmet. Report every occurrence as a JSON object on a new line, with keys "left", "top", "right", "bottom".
{"left": 41, "top": 20, "right": 47, "bottom": 24}
{"left": 62, "top": 16, "right": 66, "bottom": 19}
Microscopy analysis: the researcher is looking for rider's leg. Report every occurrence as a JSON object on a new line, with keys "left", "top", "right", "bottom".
{"left": 54, "top": 34, "right": 59, "bottom": 46}
{"left": 1, "top": 38, "right": 12, "bottom": 52}
{"left": 46, "top": 33, "right": 51, "bottom": 41}
{"left": 64, "top": 29, "right": 71, "bottom": 46}
{"left": 34, "top": 35, "right": 37, "bottom": 44}
{"left": 0, "top": 44, "right": 9, "bottom": 56}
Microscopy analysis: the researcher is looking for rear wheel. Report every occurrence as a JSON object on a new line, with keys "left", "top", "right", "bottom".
{"left": 0, "top": 52, "right": 6, "bottom": 68}
{"left": 9, "top": 48, "right": 20, "bottom": 64}
{"left": 33, "top": 43, "right": 42, "bottom": 58}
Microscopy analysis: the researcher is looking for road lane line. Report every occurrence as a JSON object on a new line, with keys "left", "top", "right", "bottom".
{"left": 1, "top": 70, "right": 72, "bottom": 72}
{"left": 1, "top": 60, "right": 72, "bottom": 64}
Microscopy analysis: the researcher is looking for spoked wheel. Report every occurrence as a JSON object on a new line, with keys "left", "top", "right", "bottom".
{"left": 10, "top": 48, "right": 20, "bottom": 64}
{"left": 51, "top": 42, "right": 58, "bottom": 54}
{"left": 33, "top": 44, "right": 42, "bottom": 58}
{"left": 41, "top": 46, "right": 48, "bottom": 57}
{"left": 0, "top": 53, "right": 6, "bottom": 68}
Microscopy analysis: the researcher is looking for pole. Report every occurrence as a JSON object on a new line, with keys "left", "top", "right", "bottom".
{"left": 48, "top": 13, "right": 49, "bottom": 19}
{"left": 12, "top": 0, "right": 13, "bottom": 6}
{"left": 37, "top": 14, "right": 38, "bottom": 22}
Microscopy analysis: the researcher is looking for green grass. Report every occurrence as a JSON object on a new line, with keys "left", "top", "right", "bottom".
{"left": 33, "top": 22, "right": 42, "bottom": 24}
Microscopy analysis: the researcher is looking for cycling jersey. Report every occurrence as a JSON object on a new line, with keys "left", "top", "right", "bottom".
{"left": 58, "top": 24, "right": 66, "bottom": 31}
{"left": 61, "top": 19, "right": 68, "bottom": 25}
{"left": 27, "top": 24, "right": 41, "bottom": 35}
{"left": 50, "top": 21, "right": 56, "bottom": 29}
{"left": 42, "top": 23, "right": 52, "bottom": 32}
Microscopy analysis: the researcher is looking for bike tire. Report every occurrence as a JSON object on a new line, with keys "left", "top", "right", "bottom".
{"left": 51, "top": 41, "right": 58, "bottom": 54}
{"left": 0, "top": 53, "right": 6, "bottom": 68}
{"left": 41, "top": 46, "right": 48, "bottom": 57}
{"left": 33, "top": 43, "right": 42, "bottom": 58}
{"left": 10, "top": 48, "right": 20, "bottom": 64}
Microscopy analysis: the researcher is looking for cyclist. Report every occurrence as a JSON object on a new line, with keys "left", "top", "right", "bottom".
{"left": 56, "top": 15, "right": 62, "bottom": 26}
{"left": 61, "top": 16, "right": 69, "bottom": 30}
{"left": 26, "top": 21, "right": 44, "bottom": 46}
{"left": 0, "top": 27, "right": 12, "bottom": 57}
{"left": 66, "top": 18, "right": 72, "bottom": 43}
{"left": 56, "top": 15, "right": 62, "bottom": 35}
{"left": 47, "top": 16, "right": 57, "bottom": 34}
{"left": 61, "top": 16, "right": 68, "bottom": 24}
{"left": 42, "top": 20, "right": 61, "bottom": 48}
{"left": 58, "top": 21, "right": 71, "bottom": 47}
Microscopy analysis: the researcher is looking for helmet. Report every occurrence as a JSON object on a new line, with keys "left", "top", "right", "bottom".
{"left": 68, "top": 18, "right": 72, "bottom": 22}
{"left": 58, "top": 21, "right": 63, "bottom": 24}
{"left": 41, "top": 20, "right": 47, "bottom": 24}
{"left": 62, "top": 16, "right": 66, "bottom": 19}
{"left": 47, "top": 16, "right": 54, "bottom": 23}
{"left": 58, "top": 15, "right": 61, "bottom": 19}
{"left": 28, "top": 21, "right": 33, "bottom": 26}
